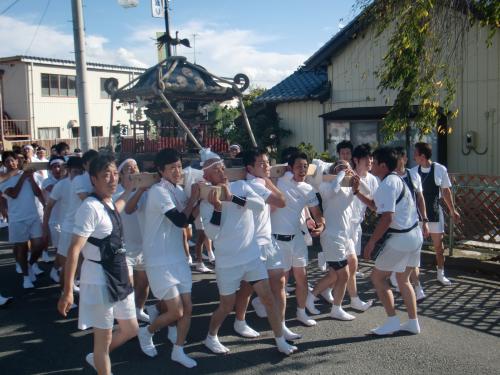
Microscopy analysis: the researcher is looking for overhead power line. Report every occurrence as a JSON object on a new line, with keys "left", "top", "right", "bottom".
{"left": 1, "top": 0, "right": 21, "bottom": 16}
{"left": 24, "top": 0, "right": 52, "bottom": 55}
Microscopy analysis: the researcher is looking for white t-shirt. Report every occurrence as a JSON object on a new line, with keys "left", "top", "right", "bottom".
{"left": 0, "top": 171, "right": 40, "bottom": 223}
{"left": 401, "top": 168, "right": 423, "bottom": 193}
{"left": 37, "top": 157, "right": 49, "bottom": 180}
{"left": 62, "top": 172, "right": 93, "bottom": 233}
{"left": 352, "top": 172, "right": 379, "bottom": 225}
{"left": 374, "top": 173, "right": 418, "bottom": 230}
{"left": 246, "top": 175, "right": 272, "bottom": 246}
{"left": 142, "top": 179, "right": 187, "bottom": 266}
{"left": 50, "top": 178, "right": 72, "bottom": 227}
{"left": 201, "top": 180, "right": 264, "bottom": 268}
{"left": 113, "top": 185, "right": 146, "bottom": 257}
{"left": 319, "top": 174, "right": 354, "bottom": 242}
{"left": 43, "top": 176, "right": 63, "bottom": 224}
{"left": 271, "top": 176, "right": 319, "bottom": 235}
{"left": 73, "top": 197, "right": 115, "bottom": 286}
{"left": 411, "top": 162, "right": 452, "bottom": 192}
{"left": 307, "top": 159, "right": 334, "bottom": 192}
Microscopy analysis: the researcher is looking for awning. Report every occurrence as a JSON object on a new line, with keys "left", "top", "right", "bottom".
{"left": 320, "top": 105, "right": 421, "bottom": 121}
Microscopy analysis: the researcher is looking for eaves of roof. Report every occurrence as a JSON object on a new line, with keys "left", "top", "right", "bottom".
{"left": 304, "top": 8, "right": 372, "bottom": 70}
{"left": 0, "top": 55, "right": 146, "bottom": 73}
{"left": 254, "top": 68, "right": 329, "bottom": 104}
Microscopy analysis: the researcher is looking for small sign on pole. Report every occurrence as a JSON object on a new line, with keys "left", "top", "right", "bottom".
{"left": 151, "top": 0, "right": 164, "bottom": 18}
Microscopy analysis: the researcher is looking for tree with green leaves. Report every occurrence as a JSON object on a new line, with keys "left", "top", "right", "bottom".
{"left": 355, "top": 0, "right": 499, "bottom": 139}
{"left": 211, "top": 87, "right": 292, "bottom": 151}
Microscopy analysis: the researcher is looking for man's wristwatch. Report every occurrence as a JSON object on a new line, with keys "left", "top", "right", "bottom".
{"left": 353, "top": 190, "right": 360, "bottom": 195}
{"left": 422, "top": 218, "right": 429, "bottom": 223}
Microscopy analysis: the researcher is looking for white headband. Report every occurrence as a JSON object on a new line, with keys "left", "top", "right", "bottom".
{"left": 49, "top": 159, "right": 65, "bottom": 166}
{"left": 118, "top": 158, "right": 137, "bottom": 173}
{"left": 201, "top": 159, "right": 224, "bottom": 171}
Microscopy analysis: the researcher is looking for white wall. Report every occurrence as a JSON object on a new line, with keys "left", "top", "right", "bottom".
{"left": 0, "top": 62, "right": 28, "bottom": 120}
{"left": 29, "top": 64, "right": 138, "bottom": 139}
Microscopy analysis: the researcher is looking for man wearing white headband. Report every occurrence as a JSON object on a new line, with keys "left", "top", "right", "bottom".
{"left": 200, "top": 156, "right": 297, "bottom": 356}
{"left": 42, "top": 157, "right": 67, "bottom": 282}
{"left": 45, "top": 157, "right": 84, "bottom": 296}
{"left": 228, "top": 144, "right": 241, "bottom": 159}
{"left": 113, "top": 158, "right": 151, "bottom": 324}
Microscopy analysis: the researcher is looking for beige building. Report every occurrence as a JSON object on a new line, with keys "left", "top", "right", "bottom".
{"left": 257, "top": 13, "right": 499, "bottom": 175}
{"left": 0, "top": 55, "right": 145, "bottom": 143}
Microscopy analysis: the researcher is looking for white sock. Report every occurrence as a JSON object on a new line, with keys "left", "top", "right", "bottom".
{"left": 171, "top": 345, "right": 197, "bottom": 368}
{"left": 275, "top": 336, "right": 297, "bottom": 355}
{"left": 168, "top": 325, "right": 178, "bottom": 344}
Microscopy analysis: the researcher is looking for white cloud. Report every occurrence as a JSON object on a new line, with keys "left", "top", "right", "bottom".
{"left": 0, "top": 15, "right": 307, "bottom": 88}
{"left": 127, "top": 20, "right": 308, "bottom": 88}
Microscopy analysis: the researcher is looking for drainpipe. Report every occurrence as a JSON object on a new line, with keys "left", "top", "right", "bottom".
{"left": 29, "top": 62, "right": 35, "bottom": 140}
{"left": 0, "top": 69, "right": 4, "bottom": 145}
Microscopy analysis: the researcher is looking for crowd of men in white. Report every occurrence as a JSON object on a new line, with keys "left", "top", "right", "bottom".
{"left": 0, "top": 140, "right": 460, "bottom": 374}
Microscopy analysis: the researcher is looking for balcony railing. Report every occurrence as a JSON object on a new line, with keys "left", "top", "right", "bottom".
{"left": 1, "top": 119, "right": 31, "bottom": 139}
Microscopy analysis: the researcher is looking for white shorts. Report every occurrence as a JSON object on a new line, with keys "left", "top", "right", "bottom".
{"left": 215, "top": 257, "right": 268, "bottom": 296}
{"left": 375, "top": 228, "right": 423, "bottom": 273}
{"left": 146, "top": 261, "right": 192, "bottom": 301}
{"left": 8, "top": 217, "right": 43, "bottom": 243}
{"left": 57, "top": 230, "right": 73, "bottom": 257}
{"left": 259, "top": 241, "right": 284, "bottom": 270}
{"left": 49, "top": 223, "right": 61, "bottom": 248}
{"left": 428, "top": 209, "right": 445, "bottom": 233}
{"left": 320, "top": 234, "right": 354, "bottom": 263}
{"left": 126, "top": 253, "right": 145, "bottom": 275}
{"left": 78, "top": 292, "right": 136, "bottom": 330}
{"left": 351, "top": 224, "right": 363, "bottom": 256}
{"left": 275, "top": 235, "right": 308, "bottom": 271}
{"left": 194, "top": 215, "right": 204, "bottom": 231}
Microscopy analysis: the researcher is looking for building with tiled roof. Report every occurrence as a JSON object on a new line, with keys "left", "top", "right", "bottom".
{"left": 254, "top": 68, "right": 329, "bottom": 104}
{"left": 255, "top": 8, "right": 500, "bottom": 175}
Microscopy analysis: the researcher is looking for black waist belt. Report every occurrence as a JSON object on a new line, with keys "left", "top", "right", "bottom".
{"left": 387, "top": 222, "right": 419, "bottom": 234}
{"left": 273, "top": 234, "right": 295, "bottom": 242}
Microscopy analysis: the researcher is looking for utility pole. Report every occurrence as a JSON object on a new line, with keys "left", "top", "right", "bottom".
{"left": 71, "top": 0, "right": 93, "bottom": 151}
{"left": 0, "top": 69, "right": 4, "bottom": 147}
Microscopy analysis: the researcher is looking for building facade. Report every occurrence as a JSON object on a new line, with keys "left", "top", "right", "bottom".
{"left": 0, "top": 55, "right": 145, "bottom": 143}
{"left": 257, "top": 13, "right": 500, "bottom": 175}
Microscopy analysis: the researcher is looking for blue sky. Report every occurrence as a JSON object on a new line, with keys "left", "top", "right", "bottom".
{"left": 0, "top": 0, "right": 358, "bottom": 87}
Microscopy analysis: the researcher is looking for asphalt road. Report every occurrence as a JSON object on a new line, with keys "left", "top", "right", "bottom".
{"left": 0, "top": 244, "right": 499, "bottom": 375}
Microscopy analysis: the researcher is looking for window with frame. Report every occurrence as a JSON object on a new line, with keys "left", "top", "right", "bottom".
{"left": 38, "top": 127, "right": 60, "bottom": 139}
{"left": 71, "top": 126, "right": 103, "bottom": 138}
{"left": 324, "top": 119, "right": 440, "bottom": 165}
{"left": 41, "top": 73, "right": 77, "bottom": 97}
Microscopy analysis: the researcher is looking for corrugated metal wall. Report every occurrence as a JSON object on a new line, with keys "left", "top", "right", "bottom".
{"left": 276, "top": 100, "right": 332, "bottom": 152}
{"left": 448, "top": 25, "right": 500, "bottom": 175}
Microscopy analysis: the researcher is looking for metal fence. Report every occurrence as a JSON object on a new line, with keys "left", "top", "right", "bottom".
{"left": 121, "top": 136, "right": 229, "bottom": 154}
{"left": 447, "top": 174, "right": 500, "bottom": 254}
{"left": 10, "top": 137, "right": 114, "bottom": 151}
